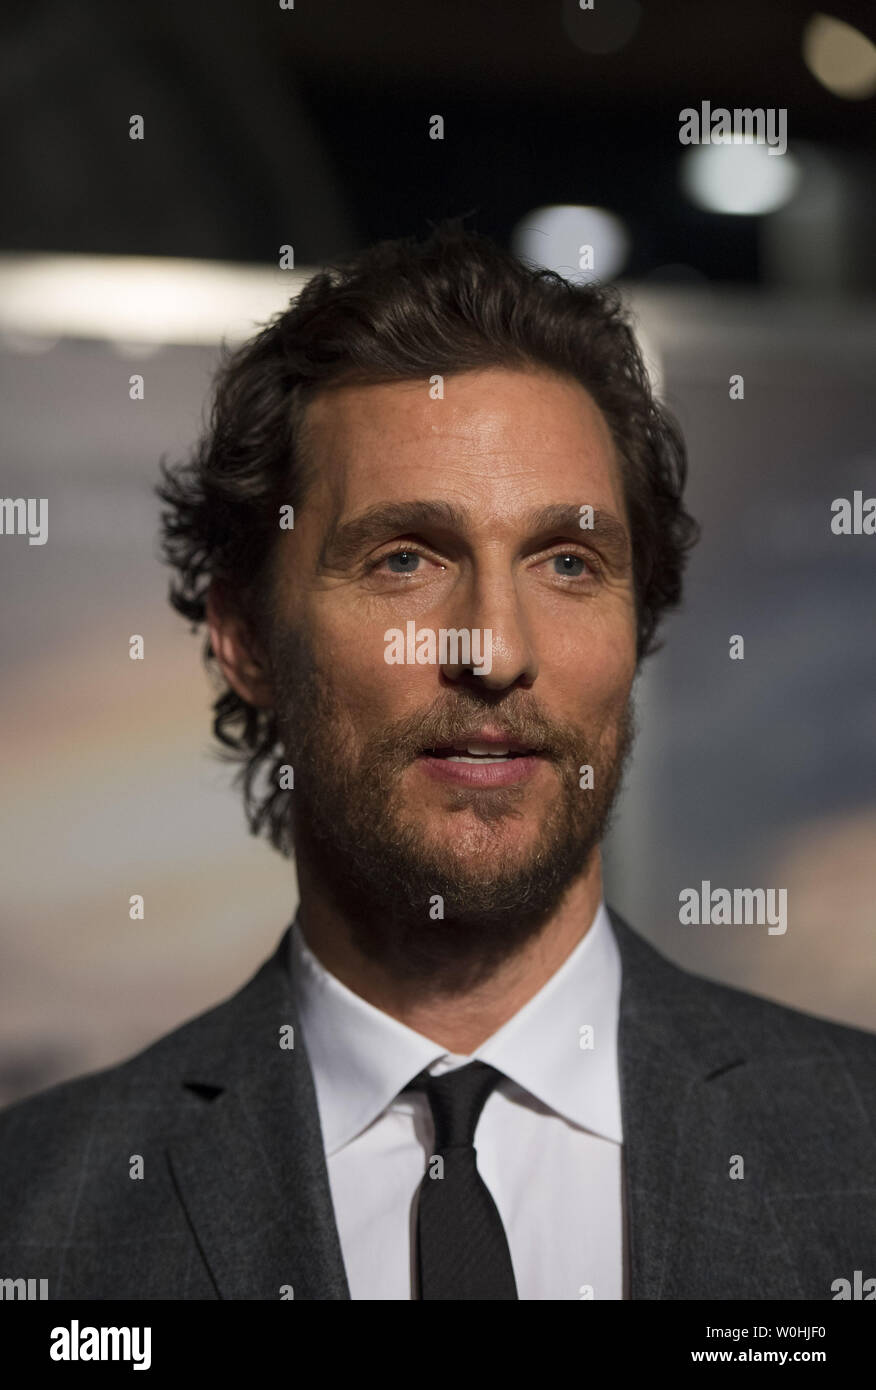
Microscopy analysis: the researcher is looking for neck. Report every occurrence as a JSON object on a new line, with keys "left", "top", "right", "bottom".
{"left": 294, "top": 855, "right": 604, "bottom": 1054}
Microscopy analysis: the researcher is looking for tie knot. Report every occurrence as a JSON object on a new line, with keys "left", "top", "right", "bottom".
{"left": 405, "top": 1060, "right": 503, "bottom": 1150}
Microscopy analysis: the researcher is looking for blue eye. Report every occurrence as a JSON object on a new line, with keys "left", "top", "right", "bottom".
{"left": 553, "top": 554, "right": 586, "bottom": 576}
{"left": 386, "top": 550, "right": 421, "bottom": 573}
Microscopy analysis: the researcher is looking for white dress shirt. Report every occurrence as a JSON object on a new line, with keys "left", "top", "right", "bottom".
{"left": 288, "top": 899, "right": 626, "bottom": 1300}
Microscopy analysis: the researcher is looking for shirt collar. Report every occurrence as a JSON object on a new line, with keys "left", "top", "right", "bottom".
{"left": 288, "top": 900, "right": 622, "bottom": 1156}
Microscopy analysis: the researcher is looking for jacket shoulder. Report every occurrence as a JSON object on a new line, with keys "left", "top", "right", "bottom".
{"left": 608, "top": 905, "right": 876, "bottom": 1085}
{"left": 0, "top": 929, "right": 291, "bottom": 1149}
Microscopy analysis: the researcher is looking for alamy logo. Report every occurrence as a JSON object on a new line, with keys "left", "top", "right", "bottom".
{"left": 831, "top": 1270, "right": 876, "bottom": 1300}
{"left": 0, "top": 1276, "right": 48, "bottom": 1299}
{"left": 830, "top": 491, "right": 876, "bottom": 535}
{"left": 679, "top": 882, "right": 787, "bottom": 935}
{"left": 678, "top": 102, "right": 787, "bottom": 156}
{"left": 50, "top": 1320, "right": 152, "bottom": 1371}
{"left": 384, "top": 622, "right": 493, "bottom": 675}
{"left": 0, "top": 497, "right": 48, "bottom": 546}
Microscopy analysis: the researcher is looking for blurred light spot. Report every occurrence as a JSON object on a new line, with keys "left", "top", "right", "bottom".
{"left": 803, "top": 14, "right": 876, "bottom": 99}
{"left": 681, "top": 143, "right": 801, "bottom": 215}
{"left": 0, "top": 255, "right": 309, "bottom": 345}
{"left": 562, "top": 0, "right": 642, "bottom": 55}
{"left": 512, "top": 205, "right": 631, "bottom": 283}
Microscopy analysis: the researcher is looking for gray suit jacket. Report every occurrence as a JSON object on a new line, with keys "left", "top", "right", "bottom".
{"left": 1, "top": 908, "right": 874, "bottom": 1300}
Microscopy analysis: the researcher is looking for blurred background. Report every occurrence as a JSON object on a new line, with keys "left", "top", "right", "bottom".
{"left": 1, "top": 0, "right": 874, "bottom": 1106}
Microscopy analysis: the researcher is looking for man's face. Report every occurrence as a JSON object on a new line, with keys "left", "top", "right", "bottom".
{"left": 267, "top": 366, "right": 638, "bottom": 985}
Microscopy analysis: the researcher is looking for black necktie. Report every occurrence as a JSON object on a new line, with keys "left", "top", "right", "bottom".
{"left": 405, "top": 1060, "right": 519, "bottom": 1300}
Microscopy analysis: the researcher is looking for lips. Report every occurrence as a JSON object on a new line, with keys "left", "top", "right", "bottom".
{"left": 420, "top": 734, "right": 542, "bottom": 760}
{"left": 416, "top": 735, "right": 545, "bottom": 786}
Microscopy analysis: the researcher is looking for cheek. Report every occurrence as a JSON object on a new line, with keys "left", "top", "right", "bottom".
{"left": 311, "top": 588, "right": 406, "bottom": 668}
{"left": 317, "top": 627, "right": 428, "bottom": 734}
{"left": 547, "top": 626, "right": 635, "bottom": 711}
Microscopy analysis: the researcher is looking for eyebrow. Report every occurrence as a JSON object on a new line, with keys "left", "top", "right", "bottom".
{"left": 529, "top": 503, "right": 631, "bottom": 566}
{"left": 319, "top": 499, "right": 631, "bottom": 570}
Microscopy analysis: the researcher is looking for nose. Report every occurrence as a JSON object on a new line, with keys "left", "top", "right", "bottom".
{"left": 440, "top": 571, "right": 539, "bottom": 692}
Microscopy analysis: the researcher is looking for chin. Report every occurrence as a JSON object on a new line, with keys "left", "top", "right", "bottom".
{"left": 421, "top": 815, "right": 539, "bottom": 858}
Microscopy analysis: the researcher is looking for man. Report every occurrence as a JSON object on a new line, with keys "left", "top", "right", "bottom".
{"left": 1, "top": 222, "right": 874, "bottom": 1300}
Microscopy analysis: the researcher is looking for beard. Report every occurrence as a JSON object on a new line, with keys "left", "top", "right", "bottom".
{"left": 269, "top": 625, "right": 637, "bottom": 992}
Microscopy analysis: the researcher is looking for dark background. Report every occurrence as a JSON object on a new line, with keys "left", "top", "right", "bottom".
{"left": 2, "top": 0, "right": 874, "bottom": 281}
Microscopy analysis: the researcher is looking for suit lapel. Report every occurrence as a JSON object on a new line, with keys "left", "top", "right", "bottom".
{"left": 167, "top": 930, "right": 351, "bottom": 1300}
{"left": 608, "top": 908, "right": 786, "bottom": 1299}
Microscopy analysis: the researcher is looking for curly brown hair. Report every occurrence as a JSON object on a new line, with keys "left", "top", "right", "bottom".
{"left": 156, "top": 217, "right": 700, "bottom": 852}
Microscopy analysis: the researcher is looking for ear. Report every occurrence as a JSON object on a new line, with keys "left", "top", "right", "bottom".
{"left": 205, "top": 580, "right": 274, "bottom": 709}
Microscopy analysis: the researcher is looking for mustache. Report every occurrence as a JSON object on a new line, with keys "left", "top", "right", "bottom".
{"left": 364, "top": 694, "right": 585, "bottom": 765}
